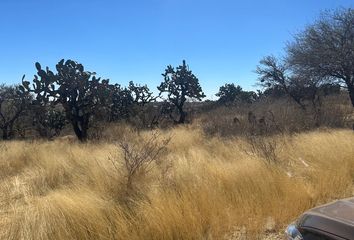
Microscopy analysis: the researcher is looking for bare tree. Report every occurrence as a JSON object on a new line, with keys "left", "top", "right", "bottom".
{"left": 256, "top": 56, "right": 324, "bottom": 112}
{"left": 287, "top": 8, "right": 354, "bottom": 107}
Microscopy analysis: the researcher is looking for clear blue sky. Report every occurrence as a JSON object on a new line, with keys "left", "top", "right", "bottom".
{"left": 0, "top": 0, "right": 353, "bottom": 99}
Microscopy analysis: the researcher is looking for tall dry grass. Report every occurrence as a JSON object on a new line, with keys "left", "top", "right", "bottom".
{"left": 0, "top": 127, "right": 353, "bottom": 239}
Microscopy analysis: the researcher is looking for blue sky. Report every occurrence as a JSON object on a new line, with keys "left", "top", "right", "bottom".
{"left": 0, "top": 0, "right": 353, "bottom": 99}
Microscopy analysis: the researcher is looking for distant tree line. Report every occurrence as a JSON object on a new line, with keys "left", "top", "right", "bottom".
{"left": 0, "top": 8, "right": 352, "bottom": 141}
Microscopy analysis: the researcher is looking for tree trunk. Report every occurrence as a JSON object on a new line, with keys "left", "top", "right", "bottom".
{"left": 2, "top": 126, "right": 9, "bottom": 140}
{"left": 346, "top": 81, "right": 354, "bottom": 130}
{"left": 8, "top": 122, "right": 15, "bottom": 139}
{"left": 72, "top": 118, "right": 88, "bottom": 142}
{"left": 177, "top": 106, "right": 186, "bottom": 124}
{"left": 311, "top": 95, "right": 322, "bottom": 128}
{"left": 348, "top": 90, "right": 354, "bottom": 130}
{"left": 348, "top": 85, "right": 354, "bottom": 108}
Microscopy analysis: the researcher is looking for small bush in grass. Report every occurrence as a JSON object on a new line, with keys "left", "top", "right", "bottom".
{"left": 245, "top": 134, "right": 278, "bottom": 164}
{"left": 114, "top": 130, "right": 171, "bottom": 190}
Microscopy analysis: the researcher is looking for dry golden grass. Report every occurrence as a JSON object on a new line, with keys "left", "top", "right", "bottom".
{"left": 0, "top": 127, "right": 353, "bottom": 239}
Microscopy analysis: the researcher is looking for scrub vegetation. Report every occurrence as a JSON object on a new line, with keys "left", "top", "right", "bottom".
{"left": 0, "top": 7, "right": 353, "bottom": 240}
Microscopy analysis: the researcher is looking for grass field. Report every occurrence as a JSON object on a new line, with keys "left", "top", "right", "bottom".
{"left": 0, "top": 127, "right": 353, "bottom": 239}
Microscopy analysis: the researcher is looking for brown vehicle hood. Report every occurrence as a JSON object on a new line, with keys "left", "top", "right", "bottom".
{"left": 298, "top": 198, "right": 354, "bottom": 239}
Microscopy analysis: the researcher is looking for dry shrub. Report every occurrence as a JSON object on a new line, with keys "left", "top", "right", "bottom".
{"left": 317, "top": 94, "right": 353, "bottom": 128}
{"left": 196, "top": 105, "right": 250, "bottom": 137}
{"left": 115, "top": 130, "right": 171, "bottom": 190}
{"left": 198, "top": 94, "right": 353, "bottom": 138}
{"left": 94, "top": 122, "right": 134, "bottom": 142}
{"left": 244, "top": 134, "right": 278, "bottom": 164}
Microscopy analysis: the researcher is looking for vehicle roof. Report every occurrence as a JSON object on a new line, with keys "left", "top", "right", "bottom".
{"left": 298, "top": 197, "right": 354, "bottom": 239}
